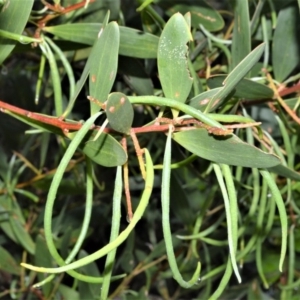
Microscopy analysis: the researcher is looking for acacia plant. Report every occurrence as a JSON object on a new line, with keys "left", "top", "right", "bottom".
{"left": 0, "top": 0, "right": 299, "bottom": 299}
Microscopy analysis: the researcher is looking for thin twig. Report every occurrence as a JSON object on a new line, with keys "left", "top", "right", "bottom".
{"left": 121, "top": 137, "right": 133, "bottom": 221}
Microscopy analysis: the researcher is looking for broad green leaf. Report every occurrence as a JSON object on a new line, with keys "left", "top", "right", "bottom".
{"left": 0, "top": 0, "right": 34, "bottom": 64}
{"left": 231, "top": 0, "right": 251, "bottom": 71}
{"left": 67, "top": 131, "right": 127, "bottom": 167}
{"left": 10, "top": 216, "right": 35, "bottom": 254}
{"left": 60, "top": 22, "right": 112, "bottom": 117}
{"left": 160, "top": 0, "right": 224, "bottom": 31}
{"left": 43, "top": 24, "right": 159, "bottom": 58}
{"left": 35, "top": 235, "right": 55, "bottom": 298}
{"left": 189, "top": 87, "right": 222, "bottom": 111}
{"left": 89, "top": 22, "right": 119, "bottom": 115}
{"left": 172, "top": 129, "right": 280, "bottom": 168}
{"left": 268, "top": 164, "right": 300, "bottom": 181}
{"left": 106, "top": 93, "right": 133, "bottom": 135}
{"left": 77, "top": 250, "right": 101, "bottom": 299}
{"left": 0, "top": 246, "right": 20, "bottom": 275}
{"left": 0, "top": 195, "right": 35, "bottom": 254}
{"left": 207, "top": 76, "right": 274, "bottom": 99}
{"left": 272, "top": 4, "right": 300, "bottom": 82}
{"left": 58, "top": 285, "right": 80, "bottom": 300}
{"left": 157, "top": 13, "right": 193, "bottom": 111}
{"left": 204, "top": 43, "right": 265, "bottom": 112}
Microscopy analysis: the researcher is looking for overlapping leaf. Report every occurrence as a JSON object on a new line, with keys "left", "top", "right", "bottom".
{"left": 157, "top": 13, "right": 193, "bottom": 116}
{"left": 0, "top": 0, "right": 34, "bottom": 64}
{"left": 204, "top": 43, "right": 265, "bottom": 112}
{"left": 173, "top": 129, "right": 281, "bottom": 168}
{"left": 106, "top": 93, "right": 134, "bottom": 135}
{"left": 273, "top": 4, "right": 300, "bottom": 82}
{"left": 67, "top": 130, "right": 127, "bottom": 167}
{"left": 89, "top": 22, "right": 119, "bottom": 115}
{"left": 44, "top": 24, "right": 159, "bottom": 58}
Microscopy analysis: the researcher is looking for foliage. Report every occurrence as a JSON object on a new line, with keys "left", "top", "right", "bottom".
{"left": 0, "top": 0, "right": 300, "bottom": 299}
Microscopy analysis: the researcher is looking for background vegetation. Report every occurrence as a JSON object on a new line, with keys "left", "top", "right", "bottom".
{"left": 0, "top": 0, "right": 300, "bottom": 299}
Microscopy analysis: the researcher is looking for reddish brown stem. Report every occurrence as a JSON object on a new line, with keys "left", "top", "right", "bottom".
{"left": 42, "top": 0, "right": 95, "bottom": 14}
{"left": 36, "top": 0, "right": 95, "bottom": 35}
{"left": 0, "top": 100, "right": 236, "bottom": 135}
{"left": 0, "top": 100, "right": 86, "bottom": 133}
{"left": 278, "top": 80, "right": 300, "bottom": 97}
{"left": 130, "top": 129, "right": 146, "bottom": 180}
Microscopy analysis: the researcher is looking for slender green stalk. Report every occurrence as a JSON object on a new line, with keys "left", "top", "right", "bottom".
{"left": 128, "top": 96, "right": 223, "bottom": 128}
{"left": 161, "top": 126, "right": 200, "bottom": 288}
{"left": 154, "top": 154, "right": 197, "bottom": 169}
{"left": 201, "top": 234, "right": 258, "bottom": 282}
{"left": 32, "top": 113, "right": 114, "bottom": 285}
{"left": 45, "top": 36, "right": 76, "bottom": 103}
{"left": 213, "top": 164, "right": 241, "bottom": 283}
{"left": 282, "top": 225, "right": 295, "bottom": 299}
{"left": 209, "top": 258, "right": 232, "bottom": 300}
{"left": 177, "top": 214, "right": 225, "bottom": 240}
{"left": 260, "top": 170, "right": 288, "bottom": 272}
{"left": 276, "top": 116, "right": 293, "bottom": 203}
{"left": 35, "top": 54, "right": 46, "bottom": 104}
{"left": 256, "top": 237, "right": 268, "bottom": 288}
{"left": 101, "top": 166, "right": 122, "bottom": 300}
{"left": 221, "top": 164, "right": 239, "bottom": 254}
{"left": 22, "top": 149, "right": 154, "bottom": 274}
{"left": 255, "top": 175, "right": 269, "bottom": 288}
{"left": 39, "top": 40, "right": 63, "bottom": 116}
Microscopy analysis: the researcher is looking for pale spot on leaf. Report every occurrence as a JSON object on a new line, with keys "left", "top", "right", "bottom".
{"left": 109, "top": 71, "right": 115, "bottom": 80}
{"left": 98, "top": 28, "right": 103, "bottom": 38}
{"left": 200, "top": 98, "right": 209, "bottom": 105}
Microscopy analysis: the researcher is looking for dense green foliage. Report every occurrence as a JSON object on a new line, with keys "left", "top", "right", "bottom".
{"left": 0, "top": 0, "right": 300, "bottom": 299}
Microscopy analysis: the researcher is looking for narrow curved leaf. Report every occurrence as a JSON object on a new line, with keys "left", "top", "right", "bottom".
{"left": 10, "top": 216, "right": 35, "bottom": 254}
{"left": 43, "top": 24, "right": 159, "bottom": 59}
{"left": 0, "top": 246, "right": 21, "bottom": 275}
{"left": 207, "top": 76, "right": 274, "bottom": 99}
{"left": 35, "top": 235, "right": 55, "bottom": 297}
{"left": 231, "top": 0, "right": 251, "bottom": 70}
{"left": 158, "top": 13, "right": 193, "bottom": 106}
{"left": 89, "top": 22, "right": 119, "bottom": 115}
{"left": 106, "top": 93, "right": 133, "bottom": 135}
{"left": 273, "top": 4, "right": 300, "bottom": 82}
{"left": 172, "top": 129, "right": 280, "bottom": 168}
{"left": 0, "top": 0, "right": 34, "bottom": 64}
{"left": 205, "top": 43, "right": 265, "bottom": 112}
